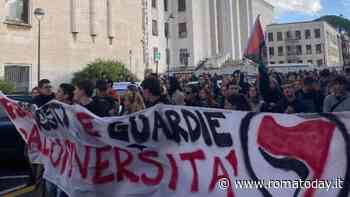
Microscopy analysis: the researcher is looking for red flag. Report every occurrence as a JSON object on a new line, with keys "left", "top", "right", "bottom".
{"left": 257, "top": 116, "right": 336, "bottom": 197}
{"left": 244, "top": 15, "right": 266, "bottom": 63}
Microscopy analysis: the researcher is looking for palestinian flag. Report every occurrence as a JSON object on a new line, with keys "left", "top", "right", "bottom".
{"left": 243, "top": 15, "right": 267, "bottom": 65}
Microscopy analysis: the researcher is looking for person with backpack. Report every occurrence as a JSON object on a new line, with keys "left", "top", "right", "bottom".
{"left": 323, "top": 76, "right": 350, "bottom": 113}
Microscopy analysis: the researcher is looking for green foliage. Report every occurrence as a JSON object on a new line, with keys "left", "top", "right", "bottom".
{"left": 0, "top": 80, "right": 15, "bottom": 94}
{"left": 72, "top": 59, "right": 137, "bottom": 84}
{"left": 316, "top": 15, "right": 350, "bottom": 36}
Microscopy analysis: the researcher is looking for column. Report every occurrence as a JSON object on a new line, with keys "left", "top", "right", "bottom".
{"left": 107, "top": 0, "right": 114, "bottom": 38}
{"left": 239, "top": 0, "right": 251, "bottom": 52}
{"left": 89, "top": 0, "right": 97, "bottom": 36}
{"left": 232, "top": 0, "right": 242, "bottom": 59}
{"left": 209, "top": 0, "right": 219, "bottom": 55}
{"left": 70, "top": 0, "right": 79, "bottom": 33}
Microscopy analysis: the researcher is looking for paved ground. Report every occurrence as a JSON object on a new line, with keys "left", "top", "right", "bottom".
{"left": 0, "top": 162, "right": 38, "bottom": 197}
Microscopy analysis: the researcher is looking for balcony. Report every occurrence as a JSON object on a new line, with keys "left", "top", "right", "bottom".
{"left": 285, "top": 37, "right": 300, "bottom": 44}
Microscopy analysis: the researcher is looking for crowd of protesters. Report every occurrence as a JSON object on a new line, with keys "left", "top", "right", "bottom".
{"left": 31, "top": 68, "right": 350, "bottom": 118}
{"left": 28, "top": 67, "right": 350, "bottom": 197}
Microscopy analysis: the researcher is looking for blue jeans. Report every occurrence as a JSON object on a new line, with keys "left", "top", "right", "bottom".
{"left": 46, "top": 180, "right": 69, "bottom": 197}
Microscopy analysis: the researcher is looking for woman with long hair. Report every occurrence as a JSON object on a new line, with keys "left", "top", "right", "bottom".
{"left": 198, "top": 87, "right": 216, "bottom": 108}
{"left": 123, "top": 90, "right": 146, "bottom": 115}
{"left": 248, "top": 85, "right": 261, "bottom": 112}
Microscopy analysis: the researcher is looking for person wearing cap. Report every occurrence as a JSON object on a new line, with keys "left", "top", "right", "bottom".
{"left": 141, "top": 77, "right": 170, "bottom": 108}
{"left": 323, "top": 76, "right": 350, "bottom": 113}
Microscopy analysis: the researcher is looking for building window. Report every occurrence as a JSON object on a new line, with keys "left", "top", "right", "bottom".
{"left": 268, "top": 32, "right": 274, "bottom": 42}
{"left": 307, "top": 60, "right": 313, "bottom": 64}
{"left": 178, "top": 0, "right": 186, "bottom": 12}
{"left": 279, "top": 61, "right": 285, "bottom": 64}
{"left": 278, "top": 46, "right": 284, "bottom": 56}
{"left": 164, "top": 22, "right": 169, "bottom": 38}
{"left": 317, "top": 59, "right": 323, "bottom": 66}
{"left": 277, "top": 32, "right": 283, "bottom": 41}
{"left": 286, "top": 46, "right": 291, "bottom": 55}
{"left": 315, "top": 29, "right": 321, "bottom": 38}
{"left": 152, "top": 20, "right": 158, "bottom": 36}
{"left": 153, "top": 47, "right": 159, "bottom": 62}
{"left": 152, "top": 0, "right": 157, "bottom": 8}
{"left": 4, "top": 65, "right": 30, "bottom": 93}
{"left": 298, "top": 60, "right": 303, "bottom": 63}
{"left": 270, "top": 61, "right": 275, "bottom": 64}
{"left": 178, "top": 22, "right": 187, "bottom": 38}
{"left": 316, "top": 44, "right": 322, "bottom": 54}
{"left": 5, "top": 0, "right": 30, "bottom": 24}
{"left": 296, "top": 45, "right": 302, "bottom": 55}
{"left": 166, "top": 48, "right": 170, "bottom": 65}
{"left": 295, "top": 30, "right": 301, "bottom": 40}
{"left": 306, "top": 45, "right": 312, "bottom": 55}
{"left": 164, "top": 0, "right": 168, "bottom": 11}
{"left": 269, "top": 47, "right": 275, "bottom": 57}
{"left": 180, "top": 48, "right": 189, "bottom": 66}
{"left": 305, "top": 29, "right": 311, "bottom": 39}
{"left": 286, "top": 31, "right": 291, "bottom": 39}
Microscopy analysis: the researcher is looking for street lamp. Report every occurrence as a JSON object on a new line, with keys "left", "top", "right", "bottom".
{"left": 34, "top": 8, "right": 45, "bottom": 84}
{"left": 129, "top": 49, "right": 133, "bottom": 73}
{"left": 166, "top": 14, "right": 175, "bottom": 79}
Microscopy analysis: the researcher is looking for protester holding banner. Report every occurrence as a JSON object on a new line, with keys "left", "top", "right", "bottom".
{"left": 55, "top": 83, "right": 75, "bottom": 105}
{"left": 33, "top": 79, "right": 55, "bottom": 107}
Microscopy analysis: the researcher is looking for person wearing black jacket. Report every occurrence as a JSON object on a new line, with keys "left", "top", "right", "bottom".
{"left": 274, "top": 84, "right": 306, "bottom": 114}
{"left": 141, "top": 77, "right": 170, "bottom": 108}
{"left": 295, "top": 77, "right": 324, "bottom": 113}
{"left": 74, "top": 80, "right": 112, "bottom": 117}
{"left": 32, "top": 79, "right": 55, "bottom": 107}
{"left": 94, "top": 80, "right": 119, "bottom": 116}
{"left": 258, "top": 64, "right": 284, "bottom": 112}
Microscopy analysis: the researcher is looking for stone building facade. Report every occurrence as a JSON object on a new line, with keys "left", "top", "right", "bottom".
{"left": 0, "top": 0, "right": 144, "bottom": 92}
{"left": 266, "top": 21, "right": 343, "bottom": 68}
{"left": 144, "top": 0, "right": 274, "bottom": 72}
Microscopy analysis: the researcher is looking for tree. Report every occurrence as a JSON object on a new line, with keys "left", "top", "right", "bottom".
{"left": 71, "top": 59, "right": 137, "bottom": 84}
{"left": 0, "top": 80, "right": 15, "bottom": 94}
{"left": 315, "top": 15, "right": 350, "bottom": 36}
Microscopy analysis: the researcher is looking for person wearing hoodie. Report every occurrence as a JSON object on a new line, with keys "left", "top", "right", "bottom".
{"left": 258, "top": 68, "right": 284, "bottom": 112}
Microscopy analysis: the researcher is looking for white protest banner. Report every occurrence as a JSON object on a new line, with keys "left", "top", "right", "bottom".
{"left": 0, "top": 92, "right": 349, "bottom": 197}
